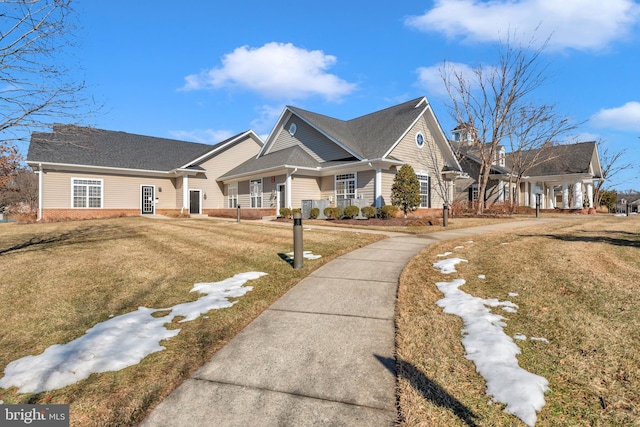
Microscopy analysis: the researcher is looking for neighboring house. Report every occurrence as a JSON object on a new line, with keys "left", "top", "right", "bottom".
{"left": 26, "top": 125, "right": 263, "bottom": 221}
{"left": 217, "top": 97, "right": 465, "bottom": 217}
{"left": 451, "top": 126, "right": 603, "bottom": 209}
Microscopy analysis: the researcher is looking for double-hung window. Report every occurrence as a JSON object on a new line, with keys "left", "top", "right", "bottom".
{"left": 228, "top": 183, "right": 238, "bottom": 208}
{"left": 335, "top": 173, "right": 356, "bottom": 203}
{"left": 250, "top": 179, "right": 262, "bottom": 208}
{"left": 72, "top": 178, "right": 102, "bottom": 208}
{"left": 417, "top": 174, "right": 430, "bottom": 208}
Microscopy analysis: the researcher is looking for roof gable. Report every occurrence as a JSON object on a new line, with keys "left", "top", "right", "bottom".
{"left": 261, "top": 97, "right": 429, "bottom": 161}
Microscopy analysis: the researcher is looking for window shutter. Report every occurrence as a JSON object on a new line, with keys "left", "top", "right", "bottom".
{"left": 428, "top": 176, "right": 432, "bottom": 208}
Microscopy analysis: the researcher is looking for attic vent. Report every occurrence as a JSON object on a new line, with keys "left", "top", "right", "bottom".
{"left": 288, "top": 123, "right": 297, "bottom": 136}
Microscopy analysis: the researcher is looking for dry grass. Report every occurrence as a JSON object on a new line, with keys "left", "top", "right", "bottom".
{"left": 0, "top": 217, "right": 384, "bottom": 426}
{"left": 396, "top": 215, "right": 640, "bottom": 426}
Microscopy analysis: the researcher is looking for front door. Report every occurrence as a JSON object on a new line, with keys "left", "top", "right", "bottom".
{"left": 141, "top": 186, "right": 155, "bottom": 214}
{"left": 189, "top": 190, "right": 201, "bottom": 214}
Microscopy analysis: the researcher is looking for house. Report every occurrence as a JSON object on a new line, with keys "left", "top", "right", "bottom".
{"left": 25, "top": 97, "right": 469, "bottom": 222}
{"left": 217, "top": 97, "right": 465, "bottom": 217}
{"left": 450, "top": 125, "right": 604, "bottom": 210}
{"left": 26, "top": 125, "right": 263, "bottom": 221}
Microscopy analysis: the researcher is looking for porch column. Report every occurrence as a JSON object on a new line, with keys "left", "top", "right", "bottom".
{"left": 498, "top": 179, "right": 504, "bottom": 202}
{"left": 523, "top": 182, "right": 529, "bottom": 206}
{"left": 182, "top": 174, "right": 189, "bottom": 213}
{"left": 375, "top": 168, "right": 382, "bottom": 208}
{"left": 562, "top": 181, "right": 569, "bottom": 209}
{"left": 586, "top": 181, "right": 594, "bottom": 208}
{"left": 286, "top": 173, "right": 293, "bottom": 209}
{"left": 529, "top": 182, "right": 535, "bottom": 208}
{"left": 547, "top": 185, "right": 555, "bottom": 209}
{"left": 573, "top": 181, "right": 583, "bottom": 209}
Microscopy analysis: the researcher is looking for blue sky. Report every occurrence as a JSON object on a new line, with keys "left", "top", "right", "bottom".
{"left": 71, "top": 0, "right": 640, "bottom": 190}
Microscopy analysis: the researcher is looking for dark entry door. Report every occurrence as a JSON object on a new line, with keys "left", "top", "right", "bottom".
{"left": 141, "top": 186, "right": 154, "bottom": 214}
{"left": 189, "top": 190, "right": 200, "bottom": 214}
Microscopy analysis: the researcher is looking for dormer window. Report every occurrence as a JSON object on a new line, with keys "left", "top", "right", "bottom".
{"left": 498, "top": 147, "right": 506, "bottom": 167}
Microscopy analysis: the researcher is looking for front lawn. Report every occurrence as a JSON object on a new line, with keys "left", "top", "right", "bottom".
{"left": 0, "top": 217, "right": 384, "bottom": 426}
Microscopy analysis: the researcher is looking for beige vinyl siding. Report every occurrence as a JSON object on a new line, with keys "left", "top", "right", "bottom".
{"left": 237, "top": 180, "right": 251, "bottom": 208}
{"left": 192, "top": 137, "right": 261, "bottom": 209}
{"left": 388, "top": 116, "right": 449, "bottom": 207}
{"left": 290, "top": 176, "right": 321, "bottom": 209}
{"left": 262, "top": 175, "right": 284, "bottom": 208}
{"left": 380, "top": 169, "right": 396, "bottom": 207}
{"left": 41, "top": 170, "right": 177, "bottom": 210}
{"left": 270, "top": 117, "right": 352, "bottom": 162}
{"left": 356, "top": 170, "right": 375, "bottom": 206}
{"left": 319, "top": 176, "right": 334, "bottom": 202}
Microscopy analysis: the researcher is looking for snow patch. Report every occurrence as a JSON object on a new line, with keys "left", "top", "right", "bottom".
{"left": 433, "top": 258, "right": 468, "bottom": 274}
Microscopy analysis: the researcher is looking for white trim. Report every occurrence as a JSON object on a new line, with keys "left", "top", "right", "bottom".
{"left": 37, "top": 164, "right": 43, "bottom": 221}
{"left": 334, "top": 172, "right": 357, "bottom": 204}
{"left": 182, "top": 175, "right": 189, "bottom": 212}
{"left": 140, "top": 185, "right": 156, "bottom": 214}
{"left": 71, "top": 177, "right": 104, "bottom": 209}
{"left": 189, "top": 189, "right": 202, "bottom": 214}
{"left": 250, "top": 178, "right": 263, "bottom": 208}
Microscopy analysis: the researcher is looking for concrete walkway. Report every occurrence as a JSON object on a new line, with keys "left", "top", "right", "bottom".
{"left": 140, "top": 218, "right": 558, "bottom": 427}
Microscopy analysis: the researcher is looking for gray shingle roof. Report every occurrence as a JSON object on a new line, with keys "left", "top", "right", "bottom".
{"left": 505, "top": 141, "right": 599, "bottom": 177}
{"left": 220, "top": 146, "right": 321, "bottom": 179}
{"left": 288, "top": 97, "right": 426, "bottom": 159}
{"left": 27, "top": 124, "right": 235, "bottom": 171}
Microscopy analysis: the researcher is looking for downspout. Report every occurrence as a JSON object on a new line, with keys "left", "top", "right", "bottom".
{"left": 37, "top": 163, "right": 43, "bottom": 221}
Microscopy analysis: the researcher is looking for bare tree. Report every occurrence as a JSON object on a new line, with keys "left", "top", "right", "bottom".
{"left": 442, "top": 35, "right": 551, "bottom": 214}
{"left": 504, "top": 104, "right": 576, "bottom": 210}
{"left": 0, "top": 0, "right": 92, "bottom": 190}
{"left": 594, "top": 141, "right": 633, "bottom": 207}
{"left": 0, "top": 167, "right": 38, "bottom": 211}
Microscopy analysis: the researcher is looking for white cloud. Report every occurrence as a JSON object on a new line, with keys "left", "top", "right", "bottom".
{"left": 250, "top": 104, "right": 284, "bottom": 135}
{"left": 181, "top": 42, "right": 357, "bottom": 101}
{"left": 416, "top": 62, "right": 477, "bottom": 95}
{"left": 590, "top": 102, "right": 640, "bottom": 131}
{"left": 169, "top": 129, "right": 236, "bottom": 144}
{"left": 406, "top": 0, "right": 640, "bottom": 51}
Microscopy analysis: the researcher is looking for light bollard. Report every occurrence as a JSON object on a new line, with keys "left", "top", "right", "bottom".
{"left": 237, "top": 205, "right": 241, "bottom": 223}
{"left": 442, "top": 203, "right": 448, "bottom": 227}
{"left": 293, "top": 212, "right": 303, "bottom": 269}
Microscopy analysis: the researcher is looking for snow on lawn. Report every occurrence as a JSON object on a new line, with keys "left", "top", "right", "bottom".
{"left": 434, "top": 261, "right": 549, "bottom": 426}
{"left": 432, "top": 258, "right": 467, "bottom": 274}
{"left": 0, "top": 272, "right": 267, "bottom": 394}
{"left": 285, "top": 250, "right": 322, "bottom": 260}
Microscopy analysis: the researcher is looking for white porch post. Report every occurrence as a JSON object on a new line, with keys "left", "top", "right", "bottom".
{"left": 182, "top": 174, "right": 189, "bottom": 213}
{"left": 375, "top": 168, "right": 382, "bottom": 208}
{"left": 498, "top": 179, "right": 504, "bottom": 202}
{"left": 573, "top": 181, "right": 583, "bottom": 209}
{"left": 586, "top": 181, "right": 594, "bottom": 208}
{"left": 529, "top": 182, "right": 535, "bottom": 208}
{"left": 562, "top": 181, "right": 569, "bottom": 209}
{"left": 286, "top": 172, "right": 293, "bottom": 209}
{"left": 547, "top": 185, "right": 555, "bottom": 209}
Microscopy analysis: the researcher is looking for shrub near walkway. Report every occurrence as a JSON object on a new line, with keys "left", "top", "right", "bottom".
{"left": 396, "top": 215, "right": 640, "bottom": 426}
{"left": 0, "top": 217, "right": 383, "bottom": 427}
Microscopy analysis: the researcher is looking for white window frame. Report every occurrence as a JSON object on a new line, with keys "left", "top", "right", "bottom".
{"left": 415, "top": 132, "right": 425, "bottom": 148}
{"left": 228, "top": 183, "right": 238, "bottom": 208}
{"left": 416, "top": 174, "right": 430, "bottom": 208}
{"left": 335, "top": 173, "right": 356, "bottom": 203}
{"left": 250, "top": 178, "right": 263, "bottom": 208}
{"left": 71, "top": 178, "right": 103, "bottom": 208}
